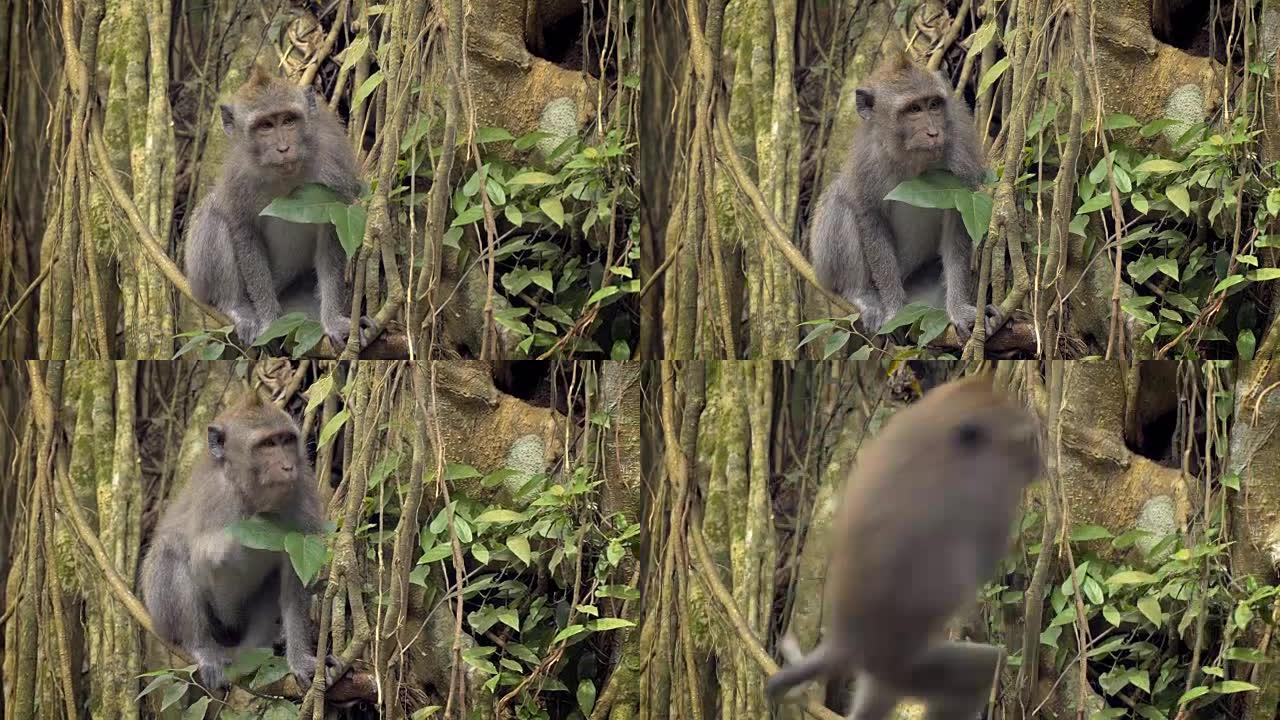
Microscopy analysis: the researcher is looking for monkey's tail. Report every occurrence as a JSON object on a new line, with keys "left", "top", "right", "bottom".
{"left": 765, "top": 637, "right": 838, "bottom": 700}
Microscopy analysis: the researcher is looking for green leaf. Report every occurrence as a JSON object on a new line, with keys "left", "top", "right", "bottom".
{"left": 1234, "top": 601, "right": 1254, "bottom": 630}
{"left": 611, "top": 339, "right": 631, "bottom": 360}
{"left": 451, "top": 205, "right": 485, "bottom": 227}
{"left": 1212, "top": 680, "right": 1259, "bottom": 694}
{"left": 1136, "top": 596, "right": 1162, "bottom": 626}
{"left": 966, "top": 21, "right": 998, "bottom": 59}
{"left": 1103, "top": 604, "right": 1122, "bottom": 627}
{"left": 305, "top": 374, "right": 334, "bottom": 414}
{"left": 822, "top": 329, "right": 851, "bottom": 359}
{"left": 260, "top": 183, "right": 344, "bottom": 224}
{"left": 530, "top": 269, "right": 554, "bottom": 292}
{"left": 476, "top": 509, "right": 526, "bottom": 524}
{"left": 552, "top": 624, "right": 587, "bottom": 643}
{"left": 1237, "top": 330, "right": 1256, "bottom": 360}
{"left": 1071, "top": 524, "right": 1114, "bottom": 542}
{"left": 1267, "top": 188, "right": 1280, "bottom": 216}
{"left": 508, "top": 171, "right": 558, "bottom": 186}
{"left": 1177, "top": 686, "right": 1210, "bottom": 705}
{"left": 419, "top": 543, "right": 453, "bottom": 564}
{"left": 589, "top": 618, "right": 636, "bottom": 631}
{"left": 1106, "top": 570, "right": 1157, "bottom": 586}
{"left": 252, "top": 312, "right": 309, "bottom": 346}
{"left": 250, "top": 656, "right": 291, "bottom": 688}
{"left": 1103, "top": 113, "right": 1140, "bottom": 130}
{"left": 1166, "top": 184, "right": 1191, "bottom": 214}
{"left": 160, "top": 681, "right": 187, "bottom": 710}
{"left": 445, "top": 463, "right": 481, "bottom": 480}
{"left": 1077, "top": 193, "right": 1112, "bottom": 214}
{"left": 1133, "top": 159, "right": 1185, "bottom": 174}
{"left": 797, "top": 322, "right": 834, "bottom": 349}
{"left": 976, "top": 56, "right": 1010, "bottom": 96}
{"left": 1248, "top": 268, "right": 1280, "bottom": 281}
{"left": 955, "top": 188, "right": 993, "bottom": 244}
{"left": 587, "top": 285, "right": 622, "bottom": 305}
{"left": 329, "top": 203, "right": 367, "bottom": 258}
{"left": 507, "top": 535, "right": 532, "bottom": 565}
{"left": 318, "top": 408, "right": 349, "bottom": 449}
{"left": 504, "top": 204, "right": 524, "bottom": 225}
{"left": 339, "top": 35, "right": 369, "bottom": 72}
{"left": 540, "top": 197, "right": 565, "bottom": 227}
{"left": 577, "top": 679, "right": 597, "bottom": 715}
{"left": 228, "top": 516, "right": 288, "bottom": 551}
{"left": 284, "top": 532, "right": 327, "bottom": 586}
{"left": 352, "top": 70, "right": 384, "bottom": 110}
{"left": 885, "top": 170, "right": 970, "bottom": 209}
{"left": 1212, "top": 274, "right": 1246, "bottom": 293}
{"left": 475, "top": 127, "right": 515, "bottom": 144}
{"left": 137, "top": 676, "right": 173, "bottom": 701}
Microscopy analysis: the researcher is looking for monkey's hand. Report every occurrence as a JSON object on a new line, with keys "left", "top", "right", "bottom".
{"left": 323, "top": 314, "right": 375, "bottom": 350}
{"left": 981, "top": 303, "right": 1006, "bottom": 337}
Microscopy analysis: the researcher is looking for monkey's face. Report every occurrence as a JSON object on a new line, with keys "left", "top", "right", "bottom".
{"left": 896, "top": 93, "right": 947, "bottom": 156}
{"left": 247, "top": 109, "right": 311, "bottom": 174}
{"left": 947, "top": 405, "right": 1043, "bottom": 488}
{"left": 244, "top": 428, "right": 304, "bottom": 506}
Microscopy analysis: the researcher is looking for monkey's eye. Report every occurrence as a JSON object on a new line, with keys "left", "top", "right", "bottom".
{"left": 953, "top": 421, "right": 987, "bottom": 449}
{"left": 282, "top": 116, "right": 297, "bottom": 127}
{"left": 907, "top": 103, "right": 922, "bottom": 113}
{"left": 928, "top": 97, "right": 942, "bottom": 110}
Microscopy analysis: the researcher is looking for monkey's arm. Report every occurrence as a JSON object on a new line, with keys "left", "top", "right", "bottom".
{"left": 228, "top": 221, "right": 282, "bottom": 339}
{"left": 855, "top": 207, "right": 907, "bottom": 328}
{"left": 314, "top": 234, "right": 372, "bottom": 348}
{"left": 279, "top": 561, "right": 327, "bottom": 685}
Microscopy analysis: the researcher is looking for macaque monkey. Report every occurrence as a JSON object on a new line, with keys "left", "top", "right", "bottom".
{"left": 810, "top": 52, "right": 1003, "bottom": 338}
{"left": 766, "top": 374, "right": 1042, "bottom": 720}
{"left": 141, "top": 393, "right": 342, "bottom": 691}
{"left": 185, "top": 64, "right": 372, "bottom": 348}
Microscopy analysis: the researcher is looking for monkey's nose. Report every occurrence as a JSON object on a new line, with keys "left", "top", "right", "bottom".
{"left": 281, "top": 463, "right": 294, "bottom": 473}
{"left": 925, "top": 129, "right": 939, "bottom": 138}
{"left": 276, "top": 146, "right": 291, "bottom": 155}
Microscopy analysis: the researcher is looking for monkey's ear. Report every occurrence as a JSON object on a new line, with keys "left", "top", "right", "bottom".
{"left": 219, "top": 105, "right": 236, "bottom": 136}
{"left": 208, "top": 423, "right": 227, "bottom": 460}
{"left": 855, "top": 89, "right": 875, "bottom": 120}
{"left": 303, "top": 87, "right": 318, "bottom": 113}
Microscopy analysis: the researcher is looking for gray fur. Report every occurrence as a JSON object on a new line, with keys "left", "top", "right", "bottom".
{"left": 766, "top": 376, "right": 1041, "bottom": 719}
{"left": 810, "top": 62, "right": 1003, "bottom": 338}
{"left": 140, "top": 399, "right": 343, "bottom": 692}
{"left": 186, "top": 71, "right": 371, "bottom": 348}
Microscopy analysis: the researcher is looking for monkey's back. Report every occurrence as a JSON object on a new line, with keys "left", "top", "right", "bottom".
{"left": 825, "top": 377, "right": 1039, "bottom": 670}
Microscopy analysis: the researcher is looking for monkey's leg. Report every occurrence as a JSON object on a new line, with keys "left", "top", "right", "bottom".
{"left": 229, "top": 223, "right": 282, "bottom": 343}
{"left": 845, "top": 672, "right": 901, "bottom": 720}
{"left": 897, "top": 641, "right": 1002, "bottom": 720}
{"left": 315, "top": 229, "right": 372, "bottom": 348}
{"left": 855, "top": 209, "right": 907, "bottom": 331}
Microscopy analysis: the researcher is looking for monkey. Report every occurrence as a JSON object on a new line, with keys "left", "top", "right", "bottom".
{"left": 766, "top": 374, "right": 1042, "bottom": 720}
{"left": 185, "top": 63, "right": 373, "bottom": 349}
{"left": 809, "top": 52, "right": 1004, "bottom": 339}
{"left": 140, "top": 393, "right": 344, "bottom": 692}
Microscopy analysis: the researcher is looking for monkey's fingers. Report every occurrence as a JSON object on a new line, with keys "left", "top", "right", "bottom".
{"left": 323, "top": 654, "right": 350, "bottom": 687}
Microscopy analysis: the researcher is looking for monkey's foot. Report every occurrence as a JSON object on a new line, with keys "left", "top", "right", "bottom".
{"left": 324, "top": 315, "right": 375, "bottom": 350}
{"left": 982, "top": 303, "right": 1006, "bottom": 337}
{"left": 291, "top": 653, "right": 347, "bottom": 690}
{"left": 949, "top": 303, "right": 1004, "bottom": 340}
{"left": 228, "top": 308, "right": 269, "bottom": 347}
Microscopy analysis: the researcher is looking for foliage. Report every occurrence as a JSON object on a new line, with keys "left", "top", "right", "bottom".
{"left": 439, "top": 128, "right": 641, "bottom": 359}
{"left": 403, "top": 462, "right": 640, "bottom": 713}
{"left": 259, "top": 183, "right": 367, "bottom": 258}
{"left": 227, "top": 514, "right": 336, "bottom": 586}
{"left": 992, "top": 487, "right": 1274, "bottom": 720}
{"left": 1027, "top": 107, "right": 1280, "bottom": 358}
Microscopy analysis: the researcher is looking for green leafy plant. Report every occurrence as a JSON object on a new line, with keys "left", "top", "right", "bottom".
{"left": 406, "top": 462, "right": 639, "bottom": 704}
{"left": 440, "top": 128, "right": 640, "bottom": 358}
{"left": 994, "top": 488, "right": 1275, "bottom": 720}
{"left": 1027, "top": 108, "right": 1280, "bottom": 357}
{"left": 227, "top": 514, "right": 336, "bottom": 586}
